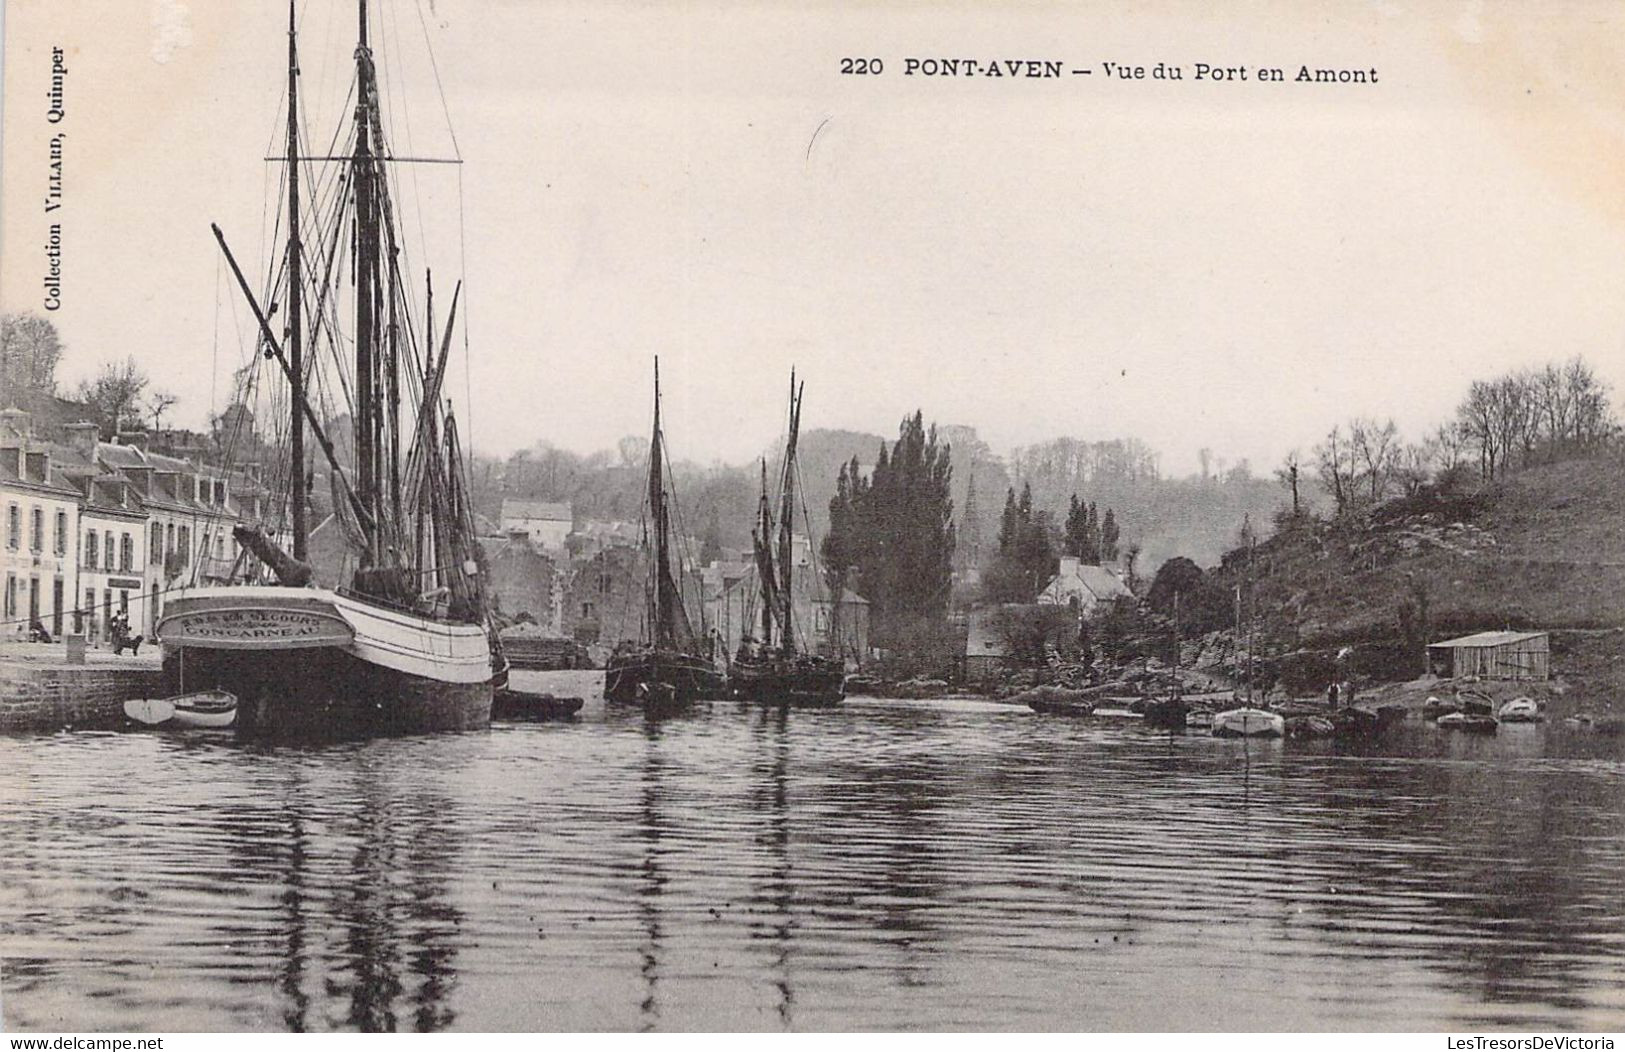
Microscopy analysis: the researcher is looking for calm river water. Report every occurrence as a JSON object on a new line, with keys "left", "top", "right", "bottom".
{"left": 2, "top": 690, "right": 1623, "bottom": 1032}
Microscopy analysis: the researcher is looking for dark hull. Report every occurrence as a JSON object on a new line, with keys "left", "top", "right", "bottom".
{"left": 164, "top": 645, "right": 493, "bottom": 738}
{"left": 603, "top": 650, "right": 725, "bottom": 709}
{"left": 1142, "top": 697, "right": 1187, "bottom": 730}
{"left": 727, "top": 659, "right": 845, "bottom": 706}
{"left": 492, "top": 688, "right": 584, "bottom": 721}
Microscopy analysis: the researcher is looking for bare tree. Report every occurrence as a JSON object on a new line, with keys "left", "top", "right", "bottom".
{"left": 1431, "top": 421, "right": 1471, "bottom": 472}
{"left": 1458, "top": 379, "right": 1502, "bottom": 481}
{"left": 1348, "top": 416, "right": 1401, "bottom": 504}
{"left": 149, "top": 391, "right": 179, "bottom": 432}
{"left": 1393, "top": 442, "right": 1433, "bottom": 497}
{"left": 75, "top": 357, "right": 149, "bottom": 439}
{"left": 1314, "top": 424, "right": 1358, "bottom": 515}
{"left": 1564, "top": 357, "right": 1613, "bottom": 451}
{"left": 1274, "top": 449, "right": 1303, "bottom": 517}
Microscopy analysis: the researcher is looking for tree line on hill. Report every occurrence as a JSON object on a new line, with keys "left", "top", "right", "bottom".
{"left": 1301, "top": 356, "right": 1614, "bottom": 522}
{"left": 1127, "top": 355, "right": 1622, "bottom": 673}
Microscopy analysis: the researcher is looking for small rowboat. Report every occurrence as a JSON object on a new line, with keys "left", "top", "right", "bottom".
{"left": 1422, "top": 696, "right": 1460, "bottom": 721}
{"left": 1211, "top": 707, "right": 1285, "bottom": 739}
{"left": 124, "top": 690, "right": 238, "bottom": 729}
{"left": 1498, "top": 697, "right": 1543, "bottom": 723}
{"left": 1020, "top": 685, "right": 1097, "bottom": 717}
{"left": 1437, "top": 711, "right": 1498, "bottom": 734}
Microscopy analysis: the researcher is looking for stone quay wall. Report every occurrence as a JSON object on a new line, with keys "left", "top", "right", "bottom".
{"left": 0, "top": 664, "right": 163, "bottom": 732}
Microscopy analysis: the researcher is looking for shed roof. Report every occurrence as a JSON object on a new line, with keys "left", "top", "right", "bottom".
{"left": 1428, "top": 630, "right": 1548, "bottom": 649}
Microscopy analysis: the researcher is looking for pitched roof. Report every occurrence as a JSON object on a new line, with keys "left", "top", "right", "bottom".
{"left": 0, "top": 444, "right": 81, "bottom": 499}
{"left": 1077, "top": 564, "right": 1133, "bottom": 599}
{"left": 1042, "top": 561, "right": 1133, "bottom": 600}
{"left": 502, "top": 499, "right": 572, "bottom": 522}
{"left": 1428, "top": 630, "right": 1548, "bottom": 649}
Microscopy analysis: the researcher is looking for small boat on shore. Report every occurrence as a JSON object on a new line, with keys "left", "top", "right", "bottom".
{"left": 1186, "top": 707, "right": 1215, "bottom": 730}
{"left": 124, "top": 690, "right": 239, "bottom": 729}
{"left": 1021, "top": 685, "right": 1096, "bottom": 717}
{"left": 1422, "top": 696, "right": 1460, "bottom": 721}
{"left": 1437, "top": 711, "right": 1498, "bottom": 734}
{"left": 1211, "top": 707, "right": 1284, "bottom": 739}
{"left": 1498, "top": 697, "right": 1543, "bottom": 723}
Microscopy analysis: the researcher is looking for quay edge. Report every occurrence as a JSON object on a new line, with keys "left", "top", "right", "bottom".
{"left": 0, "top": 659, "right": 164, "bottom": 732}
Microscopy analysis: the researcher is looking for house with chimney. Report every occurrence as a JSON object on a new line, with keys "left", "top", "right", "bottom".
{"left": 1036, "top": 556, "right": 1134, "bottom": 615}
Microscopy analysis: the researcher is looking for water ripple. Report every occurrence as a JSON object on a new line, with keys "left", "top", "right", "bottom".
{"left": 2, "top": 699, "right": 1623, "bottom": 1031}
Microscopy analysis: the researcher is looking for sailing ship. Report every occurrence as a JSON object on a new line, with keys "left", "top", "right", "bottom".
{"left": 726, "top": 373, "right": 845, "bottom": 706}
{"left": 156, "top": 1, "right": 503, "bottom": 735}
{"left": 603, "top": 360, "right": 726, "bottom": 709}
{"left": 1211, "top": 527, "right": 1282, "bottom": 739}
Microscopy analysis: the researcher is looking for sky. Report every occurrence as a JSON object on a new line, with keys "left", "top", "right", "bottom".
{"left": 3, "top": 0, "right": 1624, "bottom": 478}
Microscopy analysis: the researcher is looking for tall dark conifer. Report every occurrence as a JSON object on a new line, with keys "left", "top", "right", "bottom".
{"left": 823, "top": 413, "right": 955, "bottom": 650}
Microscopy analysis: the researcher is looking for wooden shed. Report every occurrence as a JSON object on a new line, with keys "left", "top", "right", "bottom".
{"left": 1426, "top": 631, "right": 1549, "bottom": 681}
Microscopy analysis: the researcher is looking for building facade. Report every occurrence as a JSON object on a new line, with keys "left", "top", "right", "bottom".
{"left": 499, "top": 499, "right": 573, "bottom": 552}
{"left": 0, "top": 437, "right": 80, "bottom": 640}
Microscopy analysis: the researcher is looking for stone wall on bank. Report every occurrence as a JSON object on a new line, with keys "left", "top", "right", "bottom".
{"left": 0, "top": 664, "right": 163, "bottom": 731}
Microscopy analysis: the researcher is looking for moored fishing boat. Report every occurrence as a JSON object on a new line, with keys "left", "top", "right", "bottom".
{"left": 604, "top": 361, "right": 725, "bottom": 709}
{"left": 1211, "top": 707, "right": 1285, "bottom": 739}
{"left": 157, "top": 2, "right": 503, "bottom": 735}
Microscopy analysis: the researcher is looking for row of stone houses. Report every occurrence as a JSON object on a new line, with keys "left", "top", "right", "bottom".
{"left": 482, "top": 524, "right": 871, "bottom": 664}
{"left": 0, "top": 409, "right": 269, "bottom": 644}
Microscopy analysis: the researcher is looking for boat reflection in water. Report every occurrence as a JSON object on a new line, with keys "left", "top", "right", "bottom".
{"left": 1, "top": 705, "right": 1622, "bottom": 1030}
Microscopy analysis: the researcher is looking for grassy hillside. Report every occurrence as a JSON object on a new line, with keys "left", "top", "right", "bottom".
{"left": 1210, "top": 454, "right": 1625, "bottom": 712}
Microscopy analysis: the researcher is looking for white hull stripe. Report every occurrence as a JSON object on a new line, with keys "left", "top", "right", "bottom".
{"left": 160, "top": 586, "right": 495, "bottom": 686}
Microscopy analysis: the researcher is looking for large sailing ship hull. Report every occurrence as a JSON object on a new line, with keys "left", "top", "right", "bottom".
{"left": 604, "top": 649, "right": 725, "bottom": 709}
{"left": 158, "top": 586, "right": 496, "bottom": 736}
{"left": 727, "top": 659, "right": 845, "bottom": 706}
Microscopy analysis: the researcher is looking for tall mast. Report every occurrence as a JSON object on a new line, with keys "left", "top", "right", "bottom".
{"left": 756, "top": 459, "right": 774, "bottom": 646}
{"left": 648, "top": 358, "right": 670, "bottom": 647}
{"left": 285, "top": 1, "right": 307, "bottom": 560}
{"left": 776, "top": 374, "right": 801, "bottom": 654}
{"left": 353, "top": 0, "right": 378, "bottom": 563}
